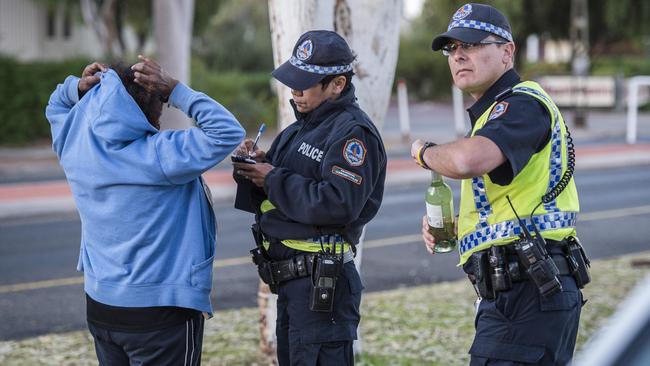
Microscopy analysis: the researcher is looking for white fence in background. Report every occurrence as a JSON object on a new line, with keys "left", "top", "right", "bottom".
{"left": 626, "top": 76, "right": 650, "bottom": 145}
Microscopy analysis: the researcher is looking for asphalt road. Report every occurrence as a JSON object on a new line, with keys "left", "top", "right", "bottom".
{"left": 1, "top": 165, "right": 650, "bottom": 340}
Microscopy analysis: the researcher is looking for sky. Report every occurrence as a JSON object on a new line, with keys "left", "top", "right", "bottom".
{"left": 404, "top": 0, "right": 425, "bottom": 19}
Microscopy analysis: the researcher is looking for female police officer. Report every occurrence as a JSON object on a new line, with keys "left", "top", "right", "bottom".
{"left": 412, "top": 4, "right": 585, "bottom": 366}
{"left": 233, "top": 30, "right": 386, "bottom": 365}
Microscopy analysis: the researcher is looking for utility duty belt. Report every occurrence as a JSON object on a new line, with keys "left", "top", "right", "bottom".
{"left": 463, "top": 236, "right": 591, "bottom": 300}
{"left": 251, "top": 249, "right": 354, "bottom": 288}
{"left": 249, "top": 224, "right": 354, "bottom": 312}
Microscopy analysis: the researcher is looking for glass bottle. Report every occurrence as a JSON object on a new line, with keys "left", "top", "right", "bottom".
{"left": 425, "top": 171, "right": 457, "bottom": 253}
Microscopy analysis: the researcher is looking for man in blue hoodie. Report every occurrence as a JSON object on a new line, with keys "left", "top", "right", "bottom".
{"left": 45, "top": 56, "right": 245, "bottom": 365}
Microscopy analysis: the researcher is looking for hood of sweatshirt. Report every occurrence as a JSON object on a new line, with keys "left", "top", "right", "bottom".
{"left": 83, "top": 69, "right": 159, "bottom": 144}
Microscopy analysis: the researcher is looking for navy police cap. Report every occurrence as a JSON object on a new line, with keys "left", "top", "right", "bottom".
{"left": 431, "top": 3, "right": 513, "bottom": 51}
{"left": 272, "top": 30, "right": 355, "bottom": 91}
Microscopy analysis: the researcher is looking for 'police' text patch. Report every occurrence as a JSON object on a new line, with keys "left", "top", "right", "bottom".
{"left": 488, "top": 101, "right": 509, "bottom": 121}
{"left": 343, "top": 138, "right": 366, "bottom": 166}
{"left": 332, "top": 165, "right": 362, "bottom": 185}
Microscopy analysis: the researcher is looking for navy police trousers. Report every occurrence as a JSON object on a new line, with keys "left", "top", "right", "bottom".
{"left": 469, "top": 275, "right": 583, "bottom": 365}
{"left": 276, "top": 261, "right": 363, "bottom": 366}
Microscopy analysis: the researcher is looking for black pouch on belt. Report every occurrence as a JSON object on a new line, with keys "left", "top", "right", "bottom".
{"left": 489, "top": 246, "right": 512, "bottom": 293}
{"left": 563, "top": 236, "right": 591, "bottom": 289}
{"left": 249, "top": 224, "right": 278, "bottom": 293}
{"left": 464, "top": 251, "right": 495, "bottom": 300}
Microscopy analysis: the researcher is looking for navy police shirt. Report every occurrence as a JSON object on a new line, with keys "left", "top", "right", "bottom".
{"left": 235, "top": 84, "right": 386, "bottom": 260}
{"left": 467, "top": 69, "right": 551, "bottom": 185}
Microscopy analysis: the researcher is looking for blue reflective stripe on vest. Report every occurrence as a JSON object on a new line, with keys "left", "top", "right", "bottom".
{"left": 545, "top": 121, "right": 563, "bottom": 212}
{"left": 512, "top": 86, "right": 563, "bottom": 212}
{"left": 472, "top": 176, "right": 492, "bottom": 230}
{"left": 459, "top": 211, "right": 577, "bottom": 255}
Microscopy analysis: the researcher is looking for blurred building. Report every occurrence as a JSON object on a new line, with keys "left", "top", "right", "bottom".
{"left": 0, "top": 0, "right": 102, "bottom": 61}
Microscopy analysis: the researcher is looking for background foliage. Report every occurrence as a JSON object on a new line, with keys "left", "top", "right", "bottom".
{"left": 0, "top": 56, "right": 276, "bottom": 145}
{"left": 396, "top": 0, "right": 650, "bottom": 101}
{"left": 3, "top": 0, "right": 650, "bottom": 144}
{"left": 0, "top": 0, "right": 275, "bottom": 145}
{"left": 0, "top": 57, "right": 90, "bottom": 145}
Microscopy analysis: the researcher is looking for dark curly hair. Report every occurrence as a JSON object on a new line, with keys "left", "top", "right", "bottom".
{"left": 111, "top": 62, "right": 163, "bottom": 130}
{"left": 320, "top": 70, "right": 354, "bottom": 92}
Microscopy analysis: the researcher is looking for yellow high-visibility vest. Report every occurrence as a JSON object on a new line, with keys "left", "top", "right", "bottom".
{"left": 457, "top": 81, "right": 579, "bottom": 265}
{"left": 259, "top": 200, "right": 351, "bottom": 253}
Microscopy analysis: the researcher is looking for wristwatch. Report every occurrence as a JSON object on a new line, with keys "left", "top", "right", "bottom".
{"left": 418, "top": 141, "right": 437, "bottom": 169}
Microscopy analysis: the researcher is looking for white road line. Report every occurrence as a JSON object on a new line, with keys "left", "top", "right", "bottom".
{"left": 2, "top": 205, "right": 649, "bottom": 294}
{"left": 579, "top": 205, "right": 650, "bottom": 222}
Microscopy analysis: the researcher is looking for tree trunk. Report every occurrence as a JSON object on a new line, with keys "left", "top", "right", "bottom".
{"left": 264, "top": 0, "right": 401, "bottom": 361}
{"left": 80, "top": 0, "right": 119, "bottom": 59}
{"left": 153, "top": 0, "right": 195, "bottom": 130}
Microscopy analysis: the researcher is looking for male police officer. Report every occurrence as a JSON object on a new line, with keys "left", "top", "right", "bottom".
{"left": 233, "top": 30, "right": 386, "bottom": 365}
{"left": 411, "top": 4, "right": 588, "bottom": 365}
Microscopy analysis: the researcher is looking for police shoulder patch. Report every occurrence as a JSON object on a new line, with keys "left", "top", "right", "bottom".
{"left": 332, "top": 165, "right": 363, "bottom": 185}
{"left": 343, "top": 138, "right": 366, "bottom": 166}
{"left": 488, "top": 101, "right": 509, "bottom": 121}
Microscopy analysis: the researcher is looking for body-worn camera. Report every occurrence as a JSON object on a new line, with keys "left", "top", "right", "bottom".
{"left": 514, "top": 236, "right": 562, "bottom": 297}
{"left": 309, "top": 253, "right": 341, "bottom": 312}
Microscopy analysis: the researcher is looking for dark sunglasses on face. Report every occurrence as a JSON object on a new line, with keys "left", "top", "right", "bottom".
{"left": 442, "top": 40, "right": 508, "bottom": 56}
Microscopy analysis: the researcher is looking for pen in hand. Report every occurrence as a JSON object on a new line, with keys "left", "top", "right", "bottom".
{"left": 249, "top": 123, "right": 266, "bottom": 156}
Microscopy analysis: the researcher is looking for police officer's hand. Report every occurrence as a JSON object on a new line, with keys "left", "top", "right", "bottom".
{"left": 78, "top": 62, "right": 108, "bottom": 96}
{"left": 234, "top": 162, "right": 274, "bottom": 187}
{"left": 411, "top": 139, "right": 427, "bottom": 169}
{"left": 234, "top": 139, "right": 266, "bottom": 162}
{"left": 131, "top": 55, "right": 178, "bottom": 101}
{"left": 422, "top": 215, "right": 436, "bottom": 254}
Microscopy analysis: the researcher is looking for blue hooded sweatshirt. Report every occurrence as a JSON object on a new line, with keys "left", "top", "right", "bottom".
{"left": 45, "top": 70, "right": 245, "bottom": 314}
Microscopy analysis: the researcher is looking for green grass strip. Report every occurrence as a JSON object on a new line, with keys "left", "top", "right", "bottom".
{"left": 1, "top": 251, "right": 648, "bottom": 365}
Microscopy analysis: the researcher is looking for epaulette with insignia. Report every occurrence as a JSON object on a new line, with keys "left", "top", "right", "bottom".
{"left": 494, "top": 88, "right": 513, "bottom": 102}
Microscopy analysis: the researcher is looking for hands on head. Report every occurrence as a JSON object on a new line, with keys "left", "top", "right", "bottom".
{"left": 78, "top": 55, "right": 179, "bottom": 100}
{"left": 131, "top": 55, "right": 179, "bottom": 101}
{"left": 78, "top": 62, "right": 108, "bottom": 96}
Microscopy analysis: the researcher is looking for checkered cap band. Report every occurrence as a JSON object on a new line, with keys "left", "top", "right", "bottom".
{"left": 459, "top": 212, "right": 577, "bottom": 255}
{"left": 289, "top": 56, "right": 353, "bottom": 75}
{"left": 447, "top": 20, "right": 513, "bottom": 42}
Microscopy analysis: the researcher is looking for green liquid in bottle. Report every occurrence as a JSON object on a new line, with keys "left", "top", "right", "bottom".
{"left": 425, "top": 171, "right": 457, "bottom": 253}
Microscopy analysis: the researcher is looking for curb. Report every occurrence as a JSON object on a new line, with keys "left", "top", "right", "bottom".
{"left": 1, "top": 144, "right": 649, "bottom": 220}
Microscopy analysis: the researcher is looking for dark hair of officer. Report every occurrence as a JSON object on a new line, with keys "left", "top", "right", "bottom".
{"left": 320, "top": 70, "right": 355, "bottom": 92}
{"left": 111, "top": 62, "right": 164, "bottom": 130}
